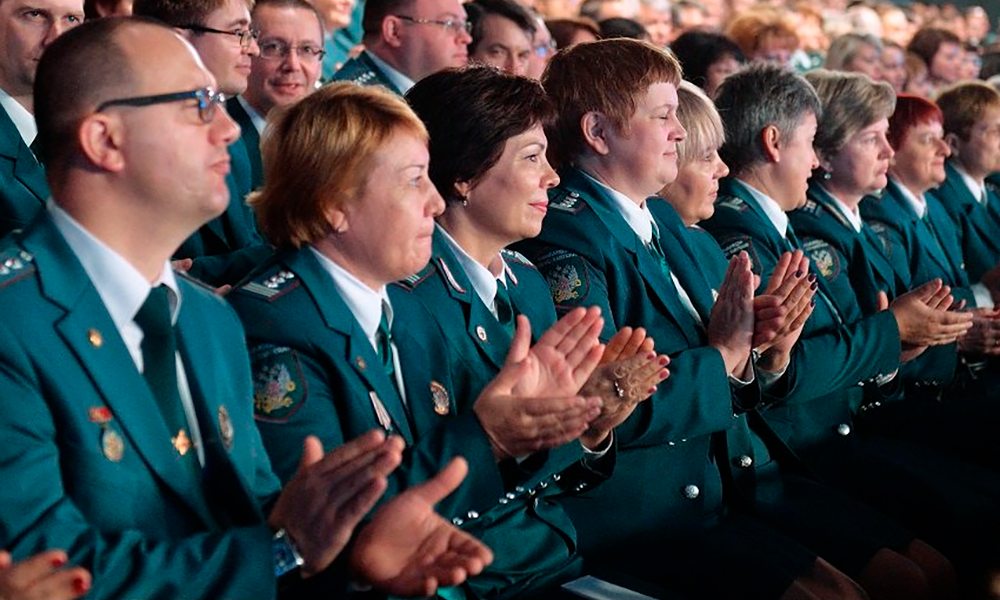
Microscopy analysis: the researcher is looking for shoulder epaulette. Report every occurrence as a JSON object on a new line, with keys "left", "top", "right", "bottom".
{"left": 549, "top": 188, "right": 585, "bottom": 214}
{"left": 393, "top": 262, "right": 436, "bottom": 291}
{"left": 716, "top": 194, "right": 748, "bottom": 213}
{"left": 801, "top": 199, "right": 821, "bottom": 215}
{"left": 500, "top": 248, "right": 535, "bottom": 269}
{"left": 239, "top": 268, "right": 298, "bottom": 301}
{"left": 349, "top": 70, "right": 379, "bottom": 86}
{"left": 0, "top": 246, "right": 35, "bottom": 291}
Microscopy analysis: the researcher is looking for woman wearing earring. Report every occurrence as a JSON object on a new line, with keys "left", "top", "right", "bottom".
{"left": 661, "top": 78, "right": 957, "bottom": 600}
{"left": 703, "top": 64, "right": 1000, "bottom": 595}
{"left": 516, "top": 39, "right": 877, "bottom": 600}
{"left": 228, "top": 82, "right": 618, "bottom": 599}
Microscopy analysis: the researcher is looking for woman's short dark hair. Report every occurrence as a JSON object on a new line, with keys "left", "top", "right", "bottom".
{"left": 670, "top": 31, "right": 745, "bottom": 93}
{"left": 714, "top": 63, "right": 821, "bottom": 175}
{"left": 405, "top": 66, "right": 556, "bottom": 204}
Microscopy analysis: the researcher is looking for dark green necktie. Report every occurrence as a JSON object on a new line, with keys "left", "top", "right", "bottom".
{"left": 494, "top": 280, "right": 516, "bottom": 338}
{"left": 375, "top": 305, "right": 397, "bottom": 387}
{"left": 135, "top": 285, "right": 195, "bottom": 464}
{"left": 646, "top": 223, "right": 674, "bottom": 278}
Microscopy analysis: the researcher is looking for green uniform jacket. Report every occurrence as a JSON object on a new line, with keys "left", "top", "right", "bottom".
{"left": 228, "top": 248, "right": 502, "bottom": 509}
{"left": 329, "top": 51, "right": 403, "bottom": 95}
{"left": 791, "top": 182, "right": 956, "bottom": 388}
{"left": 929, "top": 161, "right": 1000, "bottom": 282}
{"left": 860, "top": 178, "right": 975, "bottom": 307}
{"left": 703, "top": 177, "right": 901, "bottom": 456}
{"left": 704, "top": 178, "right": 1000, "bottom": 568}
{"left": 389, "top": 229, "right": 606, "bottom": 598}
{"left": 0, "top": 213, "right": 284, "bottom": 599}
{"left": 678, "top": 211, "right": 915, "bottom": 577}
{"left": 175, "top": 138, "right": 271, "bottom": 287}
{"left": 0, "top": 106, "right": 48, "bottom": 237}
{"left": 226, "top": 97, "right": 264, "bottom": 191}
{"left": 513, "top": 167, "right": 760, "bottom": 555}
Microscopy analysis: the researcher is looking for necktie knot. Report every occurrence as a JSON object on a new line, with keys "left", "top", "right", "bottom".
{"left": 135, "top": 285, "right": 174, "bottom": 337}
{"left": 494, "top": 280, "right": 515, "bottom": 337}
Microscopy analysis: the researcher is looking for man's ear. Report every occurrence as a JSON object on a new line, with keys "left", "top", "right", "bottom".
{"left": 382, "top": 16, "right": 404, "bottom": 48}
{"left": 79, "top": 114, "right": 127, "bottom": 173}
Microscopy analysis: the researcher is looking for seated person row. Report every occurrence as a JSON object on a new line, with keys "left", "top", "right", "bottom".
{"left": 226, "top": 73, "right": 676, "bottom": 598}
{"left": 702, "top": 63, "right": 1000, "bottom": 592}
{"left": 0, "top": 17, "right": 492, "bottom": 599}
{"left": 512, "top": 40, "right": 950, "bottom": 600}
{"left": 785, "top": 72, "right": 1000, "bottom": 472}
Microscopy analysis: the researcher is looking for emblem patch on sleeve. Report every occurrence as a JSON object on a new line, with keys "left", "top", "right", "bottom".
{"left": 537, "top": 250, "right": 589, "bottom": 304}
{"left": 250, "top": 345, "right": 306, "bottom": 422}
{"left": 866, "top": 222, "right": 894, "bottom": 258}
{"left": 717, "top": 236, "right": 760, "bottom": 274}
{"left": 802, "top": 238, "right": 841, "bottom": 281}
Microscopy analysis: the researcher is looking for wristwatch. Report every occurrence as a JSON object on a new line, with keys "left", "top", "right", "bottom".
{"left": 272, "top": 528, "right": 305, "bottom": 579}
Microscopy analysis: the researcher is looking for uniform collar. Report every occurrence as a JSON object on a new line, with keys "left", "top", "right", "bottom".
{"left": 308, "top": 246, "right": 392, "bottom": 348}
{"left": 735, "top": 179, "right": 789, "bottom": 238}
{"left": 582, "top": 170, "right": 656, "bottom": 244}
{"left": 890, "top": 177, "right": 928, "bottom": 219}
{"left": 953, "top": 162, "right": 987, "bottom": 205}
{"left": 0, "top": 87, "right": 36, "bottom": 147}
{"left": 365, "top": 50, "right": 415, "bottom": 94}
{"left": 236, "top": 95, "right": 267, "bottom": 136}
{"left": 435, "top": 224, "right": 507, "bottom": 314}
{"left": 820, "top": 185, "right": 864, "bottom": 232}
{"left": 47, "top": 200, "right": 180, "bottom": 333}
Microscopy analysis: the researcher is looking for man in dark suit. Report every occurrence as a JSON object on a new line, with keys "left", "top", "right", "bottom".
{"left": 134, "top": 0, "right": 271, "bottom": 286}
{"left": 0, "top": 0, "right": 83, "bottom": 237}
{"left": 234, "top": 0, "right": 324, "bottom": 189}
{"left": 0, "top": 17, "right": 491, "bottom": 598}
{"left": 330, "top": 0, "right": 472, "bottom": 94}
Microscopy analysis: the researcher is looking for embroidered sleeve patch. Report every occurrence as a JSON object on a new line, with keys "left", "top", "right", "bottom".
{"left": 717, "top": 236, "right": 760, "bottom": 274}
{"left": 535, "top": 250, "right": 589, "bottom": 305}
{"left": 802, "top": 238, "right": 841, "bottom": 281}
{"left": 866, "top": 222, "right": 894, "bottom": 258}
{"left": 250, "top": 344, "right": 306, "bottom": 423}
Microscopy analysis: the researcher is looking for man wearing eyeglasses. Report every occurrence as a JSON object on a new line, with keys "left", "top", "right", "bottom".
{"left": 135, "top": 0, "right": 272, "bottom": 287}
{"left": 0, "top": 0, "right": 84, "bottom": 238}
{"left": 231, "top": 0, "right": 324, "bottom": 190}
{"left": 330, "top": 0, "right": 471, "bottom": 94}
{"left": 0, "top": 17, "right": 493, "bottom": 598}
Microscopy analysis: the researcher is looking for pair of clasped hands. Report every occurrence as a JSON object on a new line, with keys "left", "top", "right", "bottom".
{"left": 706, "top": 249, "right": 974, "bottom": 373}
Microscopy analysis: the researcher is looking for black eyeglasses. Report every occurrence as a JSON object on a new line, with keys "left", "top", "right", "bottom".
{"left": 393, "top": 15, "right": 472, "bottom": 35}
{"left": 96, "top": 87, "right": 227, "bottom": 124}
{"left": 179, "top": 24, "right": 260, "bottom": 48}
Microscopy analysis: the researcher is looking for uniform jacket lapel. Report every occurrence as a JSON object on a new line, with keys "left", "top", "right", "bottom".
{"left": 283, "top": 249, "right": 414, "bottom": 442}
{"left": 23, "top": 217, "right": 218, "bottom": 528}
{"left": 562, "top": 168, "right": 703, "bottom": 345}
{"left": 0, "top": 108, "right": 49, "bottom": 203}
{"left": 175, "top": 293, "right": 263, "bottom": 527}
{"left": 430, "top": 232, "right": 511, "bottom": 370}
{"left": 649, "top": 199, "right": 716, "bottom": 323}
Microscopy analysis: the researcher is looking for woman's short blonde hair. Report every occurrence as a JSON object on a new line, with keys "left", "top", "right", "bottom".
{"left": 805, "top": 69, "right": 896, "bottom": 165}
{"left": 249, "top": 83, "right": 428, "bottom": 249}
{"left": 676, "top": 80, "right": 724, "bottom": 166}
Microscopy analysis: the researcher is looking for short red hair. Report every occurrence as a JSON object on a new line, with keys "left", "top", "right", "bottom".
{"left": 887, "top": 93, "right": 943, "bottom": 151}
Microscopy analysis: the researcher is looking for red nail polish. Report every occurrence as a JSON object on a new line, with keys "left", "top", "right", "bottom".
{"left": 73, "top": 577, "right": 90, "bottom": 594}
{"left": 50, "top": 556, "right": 67, "bottom": 568}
